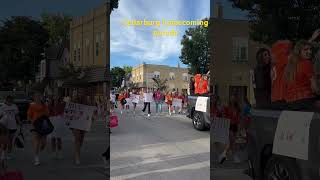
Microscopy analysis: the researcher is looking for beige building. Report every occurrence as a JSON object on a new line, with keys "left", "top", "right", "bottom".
{"left": 66, "top": 3, "right": 110, "bottom": 101}
{"left": 131, "top": 63, "right": 190, "bottom": 93}
{"left": 210, "top": 3, "right": 262, "bottom": 105}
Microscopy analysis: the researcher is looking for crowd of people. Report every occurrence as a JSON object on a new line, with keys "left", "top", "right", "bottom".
{"left": 110, "top": 88, "right": 188, "bottom": 117}
{"left": 254, "top": 29, "right": 320, "bottom": 111}
{"left": 189, "top": 71, "right": 210, "bottom": 95}
{"left": 0, "top": 92, "right": 109, "bottom": 168}
{"left": 210, "top": 29, "right": 320, "bottom": 166}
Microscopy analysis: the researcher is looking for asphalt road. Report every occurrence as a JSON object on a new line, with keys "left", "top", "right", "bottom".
{"left": 110, "top": 102, "right": 252, "bottom": 180}
{"left": 6, "top": 118, "right": 108, "bottom": 180}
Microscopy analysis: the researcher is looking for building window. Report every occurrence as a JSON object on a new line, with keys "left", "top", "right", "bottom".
{"left": 169, "top": 72, "right": 175, "bottom": 80}
{"left": 232, "top": 37, "right": 248, "bottom": 62}
{"left": 73, "top": 49, "right": 76, "bottom": 62}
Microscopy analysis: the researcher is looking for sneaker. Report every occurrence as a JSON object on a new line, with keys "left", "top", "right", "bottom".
{"left": 218, "top": 153, "right": 226, "bottom": 164}
{"left": 34, "top": 156, "right": 40, "bottom": 166}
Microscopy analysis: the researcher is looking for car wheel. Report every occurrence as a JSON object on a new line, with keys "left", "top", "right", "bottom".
{"left": 264, "top": 156, "right": 300, "bottom": 180}
{"left": 192, "top": 111, "right": 205, "bottom": 131}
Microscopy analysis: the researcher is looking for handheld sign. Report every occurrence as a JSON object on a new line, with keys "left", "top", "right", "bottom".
{"left": 64, "top": 102, "right": 97, "bottom": 132}
{"left": 211, "top": 117, "right": 230, "bottom": 144}
{"left": 172, "top": 98, "right": 182, "bottom": 107}
{"left": 272, "top": 111, "right": 313, "bottom": 160}
{"left": 131, "top": 94, "right": 140, "bottom": 104}
{"left": 195, "top": 96, "right": 208, "bottom": 112}
{"left": 144, "top": 93, "right": 153, "bottom": 103}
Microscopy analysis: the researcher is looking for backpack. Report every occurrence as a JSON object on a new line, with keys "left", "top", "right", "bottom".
{"left": 33, "top": 115, "right": 54, "bottom": 136}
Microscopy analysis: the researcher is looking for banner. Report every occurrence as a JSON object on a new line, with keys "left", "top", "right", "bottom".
{"left": 273, "top": 111, "right": 314, "bottom": 160}
{"left": 172, "top": 98, "right": 182, "bottom": 107}
{"left": 64, "top": 102, "right": 97, "bottom": 132}
{"left": 195, "top": 96, "right": 208, "bottom": 112}
{"left": 144, "top": 93, "right": 153, "bottom": 103}
{"left": 131, "top": 94, "right": 140, "bottom": 104}
{"left": 211, "top": 117, "right": 230, "bottom": 144}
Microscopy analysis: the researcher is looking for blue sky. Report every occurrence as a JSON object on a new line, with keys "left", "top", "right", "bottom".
{"left": 0, "top": 0, "right": 247, "bottom": 68}
{"left": 110, "top": 0, "right": 247, "bottom": 68}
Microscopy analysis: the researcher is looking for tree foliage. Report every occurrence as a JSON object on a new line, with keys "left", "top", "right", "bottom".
{"left": 152, "top": 77, "right": 168, "bottom": 92}
{"left": 229, "top": 0, "right": 320, "bottom": 45}
{"left": 41, "top": 13, "right": 72, "bottom": 45}
{"left": 111, "top": 66, "right": 125, "bottom": 88}
{"left": 123, "top": 65, "right": 132, "bottom": 78}
{"left": 0, "top": 16, "right": 49, "bottom": 83}
{"left": 111, "top": 0, "right": 119, "bottom": 12}
{"left": 180, "top": 18, "right": 211, "bottom": 75}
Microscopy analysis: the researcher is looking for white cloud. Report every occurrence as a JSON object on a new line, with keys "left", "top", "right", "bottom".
{"left": 111, "top": 0, "right": 209, "bottom": 63}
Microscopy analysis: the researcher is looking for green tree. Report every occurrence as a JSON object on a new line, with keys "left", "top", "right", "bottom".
{"left": 111, "top": 67, "right": 125, "bottom": 88}
{"left": 0, "top": 16, "right": 49, "bottom": 83}
{"left": 41, "top": 13, "right": 72, "bottom": 45}
{"left": 152, "top": 77, "right": 168, "bottom": 92}
{"left": 123, "top": 65, "right": 132, "bottom": 77}
{"left": 229, "top": 0, "right": 320, "bottom": 45}
{"left": 111, "top": 0, "right": 120, "bottom": 12}
{"left": 180, "top": 18, "right": 211, "bottom": 75}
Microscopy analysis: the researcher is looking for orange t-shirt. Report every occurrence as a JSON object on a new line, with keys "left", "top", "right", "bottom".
{"left": 27, "top": 103, "right": 49, "bottom": 123}
{"left": 118, "top": 94, "right": 125, "bottom": 101}
{"left": 194, "top": 74, "right": 202, "bottom": 94}
{"left": 271, "top": 40, "right": 292, "bottom": 102}
{"left": 199, "top": 79, "right": 208, "bottom": 94}
{"left": 286, "top": 59, "right": 315, "bottom": 102}
{"left": 166, "top": 94, "right": 173, "bottom": 105}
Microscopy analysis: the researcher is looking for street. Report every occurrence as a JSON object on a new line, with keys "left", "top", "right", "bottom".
{"left": 6, "top": 119, "right": 108, "bottom": 180}
{"left": 110, "top": 103, "right": 252, "bottom": 180}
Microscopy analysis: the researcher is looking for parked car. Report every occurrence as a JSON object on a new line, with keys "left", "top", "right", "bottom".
{"left": 186, "top": 95, "right": 210, "bottom": 131}
{"left": 247, "top": 109, "right": 320, "bottom": 180}
{"left": 0, "top": 91, "right": 32, "bottom": 123}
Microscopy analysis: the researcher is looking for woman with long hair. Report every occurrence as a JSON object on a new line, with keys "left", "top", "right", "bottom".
{"left": 165, "top": 92, "right": 173, "bottom": 116}
{"left": 27, "top": 92, "right": 49, "bottom": 166}
{"left": 284, "top": 40, "right": 319, "bottom": 110}
{"left": 254, "top": 48, "right": 272, "bottom": 108}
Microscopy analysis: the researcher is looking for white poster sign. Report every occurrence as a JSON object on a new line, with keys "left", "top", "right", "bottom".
{"left": 211, "top": 117, "right": 230, "bottom": 144}
{"left": 64, "top": 102, "right": 97, "bottom": 132}
{"left": 172, "top": 98, "right": 182, "bottom": 107}
{"left": 195, "top": 96, "right": 208, "bottom": 112}
{"left": 131, "top": 94, "right": 140, "bottom": 104}
{"left": 272, "top": 111, "right": 314, "bottom": 160}
{"left": 144, "top": 93, "right": 153, "bottom": 103}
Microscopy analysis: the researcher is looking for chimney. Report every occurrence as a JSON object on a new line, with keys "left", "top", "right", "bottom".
{"left": 214, "top": 2, "right": 223, "bottom": 19}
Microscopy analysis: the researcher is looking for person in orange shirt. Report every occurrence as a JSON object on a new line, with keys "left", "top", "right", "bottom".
{"left": 200, "top": 74, "right": 209, "bottom": 94}
{"left": 194, "top": 74, "right": 202, "bottom": 95}
{"left": 271, "top": 40, "right": 293, "bottom": 106}
{"left": 165, "top": 92, "right": 173, "bottom": 116}
{"left": 284, "top": 40, "right": 319, "bottom": 110}
{"left": 118, "top": 92, "right": 126, "bottom": 114}
{"left": 27, "top": 92, "right": 49, "bottom": 166}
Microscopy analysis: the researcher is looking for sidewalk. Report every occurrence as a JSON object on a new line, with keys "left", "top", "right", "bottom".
{"left": 6, "top": 120, "right": 108, "bottom": 180}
